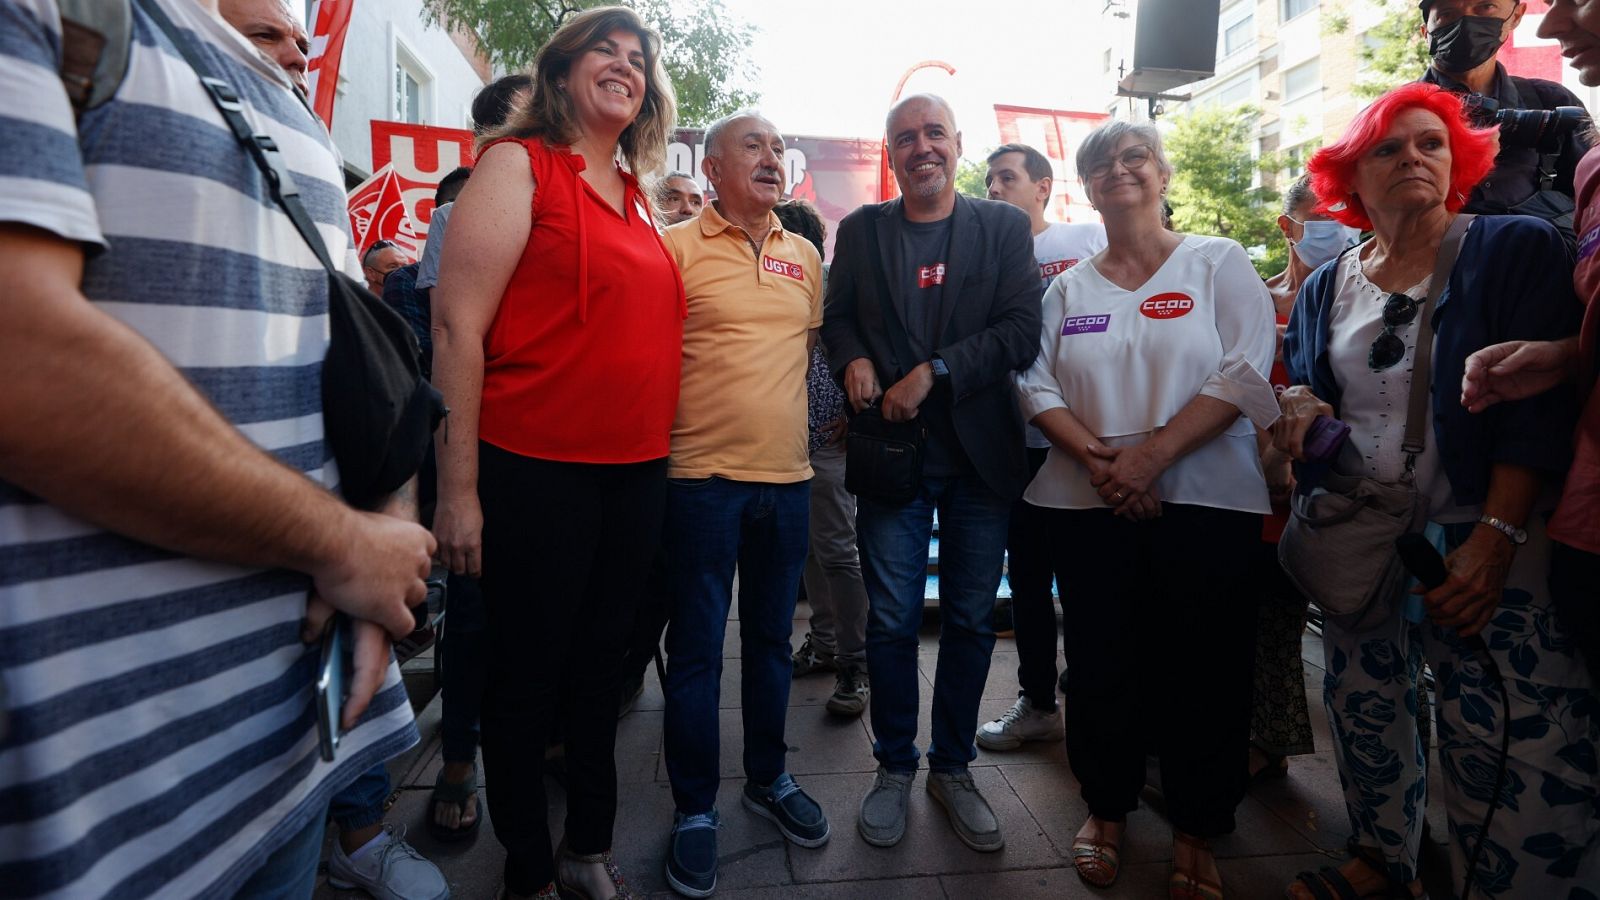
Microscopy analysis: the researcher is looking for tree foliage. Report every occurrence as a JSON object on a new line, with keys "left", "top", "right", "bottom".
{"left": 1326, "top": 0, "right": 1431, "bottom": 99}
{"left": 955, "top": 155, "right": 989, "bottom": 198}
{"left": 1164, "top": 104, "right": 1286, "bottom": 276}
{"left": 423, "top": 0, "right": 760, "bottom": 127}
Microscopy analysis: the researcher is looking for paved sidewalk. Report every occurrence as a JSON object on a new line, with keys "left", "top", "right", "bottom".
{"left": 315, "top": 603, "right": 1450, "bottom": 899}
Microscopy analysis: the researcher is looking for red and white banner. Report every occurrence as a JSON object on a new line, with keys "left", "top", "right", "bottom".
{"left": 371, "top": 121, "right": 478, "bottom": 237}
{"left": 994, "top": 104, "right": 1109, "bottom": 225}
{"left": 348, "top": 163, "right": 422, "bottom": 260}
{"left": 306, "top": 0, "right": 354, "bottom": 128}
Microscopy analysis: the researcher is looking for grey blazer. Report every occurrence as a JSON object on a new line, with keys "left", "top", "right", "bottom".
{"left": 821, "top": 194, "right": 1043, "bottom": 501}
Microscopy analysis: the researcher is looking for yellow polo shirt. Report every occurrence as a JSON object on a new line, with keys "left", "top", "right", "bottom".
{"left": 662, "top": 203, "right": 823, "bottom": 482}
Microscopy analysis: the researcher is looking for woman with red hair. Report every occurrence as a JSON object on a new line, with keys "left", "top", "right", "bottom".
{"left": 1274, "top": 82, "right": 1596, "bottom": 898}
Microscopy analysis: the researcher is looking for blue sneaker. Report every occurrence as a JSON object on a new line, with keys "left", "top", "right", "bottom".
{"left": 741, "top": 773, "right": 830, "bottom": 848}
{"left": 665, "top": 810, "right": 719, "bottom": 898}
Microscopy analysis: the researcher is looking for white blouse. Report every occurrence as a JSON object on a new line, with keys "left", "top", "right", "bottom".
{"left": 1015, "top": 234, "right": 1277, "bottom": 514}
{"left": 1325, "top": 247, "right": 1477, "bottom": 523}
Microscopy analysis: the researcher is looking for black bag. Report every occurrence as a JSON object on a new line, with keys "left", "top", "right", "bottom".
{"left": 136, "top": 0, "right": 446, "bottom": 510}
{"left": 845, "top": 405, "right": 926, "bottom": 506}
{"left": 844, "top": 205, "right": 928, "bottom": 505}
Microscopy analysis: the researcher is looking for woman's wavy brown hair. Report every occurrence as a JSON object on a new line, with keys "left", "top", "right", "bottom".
{"left": 476, "top": 6, "right": 676, "bottom": 176}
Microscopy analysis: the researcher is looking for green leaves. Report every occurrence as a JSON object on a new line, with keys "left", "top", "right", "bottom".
{"left": 423, "top": 0, "right": 761, "bottom": 127}
{"left": 1164, "top": 104, "right": 1285, "bottom": 276}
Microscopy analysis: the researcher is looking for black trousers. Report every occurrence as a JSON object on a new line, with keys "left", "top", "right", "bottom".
{"left": 1551, "top": 539, "right": 1600, "bottom": 687}
{"left": 1047, "top": 503, "right": 1260, "bottom": 838}
{"left": 1008, "top": 447, "right": 1060, "bottom": 709}
{"left": 476, "top": 443, "right": 667, "bottom": 893}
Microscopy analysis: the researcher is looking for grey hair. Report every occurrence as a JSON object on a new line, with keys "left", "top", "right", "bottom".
{"left": 1075, "top": 120, "right": 1172, "bottom": 180}
{"left": 1282, "top": 174, "right": 1316, "bottom": 217}
{"left": 703, "top": 110, "right": 769, "bottom": 158}
{"left": 884, "top": 93, "right": 958, "bottom": 138}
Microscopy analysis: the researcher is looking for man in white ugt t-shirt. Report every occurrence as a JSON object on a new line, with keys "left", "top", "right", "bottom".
{"left": 977, "top": 143, "right": 1107, "bottom": 752}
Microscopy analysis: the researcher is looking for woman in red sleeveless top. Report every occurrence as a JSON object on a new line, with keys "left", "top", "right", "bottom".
{"left": 430, "top": 8, "right": 684, "bottom": 898}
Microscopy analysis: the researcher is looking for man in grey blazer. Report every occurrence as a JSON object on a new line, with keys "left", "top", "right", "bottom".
{"left": 820, "top": 93, "right": 1042, "bottom": 853}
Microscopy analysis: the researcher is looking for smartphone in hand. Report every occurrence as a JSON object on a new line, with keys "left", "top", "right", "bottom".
{"left": 315, "top": 614, "right": 350, "bottom": 762}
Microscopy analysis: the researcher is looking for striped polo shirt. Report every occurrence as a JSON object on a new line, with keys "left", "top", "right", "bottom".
{"left": 0, "top": 2, "right": 418, "bottom": 897}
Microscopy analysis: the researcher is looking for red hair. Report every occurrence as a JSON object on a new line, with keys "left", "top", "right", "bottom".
{"left": 1306, "top": 82, "right": 1498, "bottom": 231}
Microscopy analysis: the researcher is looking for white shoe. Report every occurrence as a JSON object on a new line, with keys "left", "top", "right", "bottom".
{"left": 976, "top": 696, "right": 1061, "bottom": 751}
{"left": 327, "top": 824, "right": 450, "bottom": 900}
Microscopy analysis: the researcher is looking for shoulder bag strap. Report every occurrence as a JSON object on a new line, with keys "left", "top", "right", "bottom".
{"left": 858, "top": 207, "right": 921, "bottom": 382}
{"left": 1402, "top": 214, "right": 1474, "bottom": 470}
{"left": 133, "top": 0, "right": 342, "bottom": 279}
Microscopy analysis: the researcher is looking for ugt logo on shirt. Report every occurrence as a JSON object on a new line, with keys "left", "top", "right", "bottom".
{"left": 918, "top": 263, "right": 947, "bottom": 289}
{"left": 1040, "top": 259, "right": 1079, "bottom": 279}
{"left": 763, "top": 257, "right": 805, "bottom": 281}
{"left": 1139, "top": 292, "right": 1194, "bottom": 320}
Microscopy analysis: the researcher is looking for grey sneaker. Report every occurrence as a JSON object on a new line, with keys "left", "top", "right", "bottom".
{"left": 927, "top": 771, "right": 1003, "bottom": 852}
{"left": 858, "top": 766, "right": 915, "bottom": 847}
{"left": 825, "top": 665, "right": 869, "bottom": 718}
{"left": 791, "top": 633, "right": 836, "bottom": 677}
{"left": 976, "top": 695, "right": 1061, "bottom": 751}
{"left": 327, "top": 824, "right": 451, "bottom": 900}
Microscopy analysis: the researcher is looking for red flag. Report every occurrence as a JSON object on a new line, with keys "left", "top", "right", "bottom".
{"left": 348, "top": 164, "right": 422, "bottom": 261}
{"left": 306, "top": 0, "right": 353, "bottom": 128}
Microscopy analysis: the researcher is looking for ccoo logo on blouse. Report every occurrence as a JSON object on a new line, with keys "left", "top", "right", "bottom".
{"left": 1139, "top": 292, "right": 1194, "bottom": 320}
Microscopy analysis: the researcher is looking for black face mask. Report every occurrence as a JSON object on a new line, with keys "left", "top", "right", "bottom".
{"left": 1429, "top": 14, "right": 1510, "bottom": 73}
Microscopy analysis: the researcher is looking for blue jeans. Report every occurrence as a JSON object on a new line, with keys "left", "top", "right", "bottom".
{"left": 329, "top": 763, "right": 390, "bottom": 832}
{"left": 232, "top": 812, "right": 326, "bottom": 900}
{"left": 662, "top": 477, "right": 810, "bottom": 814}
{"left": 858, "top": 474, "right": 1010, "bottom": 773}
{"left": 440, "top": 571, "right": 487, "bottom": 763}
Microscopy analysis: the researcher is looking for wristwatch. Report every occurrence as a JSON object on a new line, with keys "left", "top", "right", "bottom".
{"left": 1478, "top": 515, "right": 1528, "bottom": 546}
{"left": 929, "top": 355, "right": 950, "bottom": 382}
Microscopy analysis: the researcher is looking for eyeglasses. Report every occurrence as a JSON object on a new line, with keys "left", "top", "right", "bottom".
{"left": 1086, "top": 144, "right": 1155, "bottom": 180}
{"left": 1369, "top": 292, "right": 1421, "bottom": 370}
{"left": 365, "top": 240, "right": 397, "bottom": 256}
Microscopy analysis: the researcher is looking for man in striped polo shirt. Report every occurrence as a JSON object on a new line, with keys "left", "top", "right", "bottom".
{"left": 0, "top": 1, "right": 435, "bottom": 897}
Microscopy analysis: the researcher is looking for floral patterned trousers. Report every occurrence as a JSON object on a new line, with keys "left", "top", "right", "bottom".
{"left": 1321, "top": 517, "right": 1600, "bottom": 897}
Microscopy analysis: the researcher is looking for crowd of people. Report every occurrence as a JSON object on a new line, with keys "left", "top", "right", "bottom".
{"left": 3, "top": 0, "right": 1600, "bottom": 899}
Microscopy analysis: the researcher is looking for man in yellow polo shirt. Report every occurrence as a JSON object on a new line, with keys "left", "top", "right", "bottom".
{"left": 657, "top": 111, "right": 828, "bottom": 899}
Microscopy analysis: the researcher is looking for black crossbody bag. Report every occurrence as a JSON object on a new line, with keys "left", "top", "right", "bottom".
{"left": 137, "top": 0, "right": 446, "bottom": 511}
{"left": 844, "top": 208, "right": 927, "bottom": 506}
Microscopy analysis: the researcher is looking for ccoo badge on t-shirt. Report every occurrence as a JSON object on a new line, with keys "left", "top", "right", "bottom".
{"left": 1140, "top": 292, "right": 1194, "bottom": 319}
{"left": 918, "top": 263, "right": 947, "bottom": 289}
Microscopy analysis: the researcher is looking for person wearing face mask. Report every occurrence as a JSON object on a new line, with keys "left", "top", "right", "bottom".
{"left": 1248, "top": 176, "right": 1360, "bottom": 784}
{"left": 1418, "top": 0, "right": 1593, "bottom": 238}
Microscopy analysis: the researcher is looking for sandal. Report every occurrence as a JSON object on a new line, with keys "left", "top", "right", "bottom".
{"left": 427, "top": 761, "right": 482, "bottom": 844}
{"left": 1170, "top": 832, "right": 1223, "bottom": 900}
{"left": 1072, "top": 836, "right": 1121, "bottom": 888}
{"left": 556, "top": 840, "right": 637, "bottom": 900}
{"left": 1284, "top": 844, "right": 1429, "bottom": 900}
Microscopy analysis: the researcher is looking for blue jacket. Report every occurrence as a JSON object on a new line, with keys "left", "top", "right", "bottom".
{"left": 1283, "top": 214, "right": 1582, "bottom": 506}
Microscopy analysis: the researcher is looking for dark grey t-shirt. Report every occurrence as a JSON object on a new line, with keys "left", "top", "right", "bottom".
{"left": 896, "top": 216, "right": 952, "bottom": 359}
{"left": 892, "top": 214, "right": 971, "bottom": 476}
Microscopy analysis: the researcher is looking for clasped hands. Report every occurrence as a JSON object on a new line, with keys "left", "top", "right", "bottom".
{"left": 845, "top": 357, "right": 933, "bottom": 421}
{"left": 1085, "top": 441, "right": 1165, "bottom": 521}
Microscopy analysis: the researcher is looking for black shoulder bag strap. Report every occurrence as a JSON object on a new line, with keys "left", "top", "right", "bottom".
{"left": 134, "top": 0, "right": 340, "bottom": 275}
{"left": 1400, "top": 213, "right": 1473, "bottom": 476}
{"left": 859, "top": 206, "right": 921, "bottom": 383}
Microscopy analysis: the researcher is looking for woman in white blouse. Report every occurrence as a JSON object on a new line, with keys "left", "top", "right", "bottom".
{"left": 1014, "top": 120, "right": 1277, "bottom": 900}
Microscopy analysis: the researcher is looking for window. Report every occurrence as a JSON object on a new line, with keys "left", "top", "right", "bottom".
{"left": 1282, "top": 0, "right": 1317, "bottom": 20}
{"left": 1283, "top": 59, "right": 1320, "bottom": 103}
{"left": 1103, "top": 48, "right": 1113, "bottom": 73}
{"left": 1223, "top": 15, "right": 1254, "bottom": 57}
{"left": 1215, "top": 74, "right": 1254, "bottom": 107}
{"left": 395, "top": 66, "right": 421, "bottom": 122}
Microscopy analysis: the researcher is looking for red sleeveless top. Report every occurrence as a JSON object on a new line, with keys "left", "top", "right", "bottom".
{"left": 477, "top": 138, "right": 685, "bottom": 463}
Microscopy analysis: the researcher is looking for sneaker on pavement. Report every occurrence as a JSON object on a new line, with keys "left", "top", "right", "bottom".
{"left": 976, "top": 695, "right": 1061, "bottom": 751}
{"left": 857, "top": 766, "right": 915, "bottom": 847}
{"left": 664, "top": 810, "right": 719, "bottom": 898}
{"left": 791, "top": 633, "right": 836, "bottom": 677}
{"left": 825, "top": 665, "right": 869, "bottom": 718}
{"left": 742, "top": 773, "right": 830, "bottom": 847}
{"left": 327, "top": 824, "right": 450, "bottom": 900}
{"left": 927, "top": 770, "right": 1004, "bottom": 852}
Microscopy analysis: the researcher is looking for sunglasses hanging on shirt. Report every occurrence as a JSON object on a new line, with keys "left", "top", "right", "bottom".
{"left": 1369, "top": 292, "right": 1421, "bottom": 370}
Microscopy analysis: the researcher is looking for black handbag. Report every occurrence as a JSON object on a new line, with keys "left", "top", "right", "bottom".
{"left": 137, "top": 0, "right": 446, "bottom": 511}
{"left": 844, "top": 207, "right": 927, "bottom": 505}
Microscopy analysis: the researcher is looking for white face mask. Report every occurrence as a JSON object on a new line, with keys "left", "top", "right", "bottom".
{"left": 1291, "top": 218, "right": 1360, "bottom": 269}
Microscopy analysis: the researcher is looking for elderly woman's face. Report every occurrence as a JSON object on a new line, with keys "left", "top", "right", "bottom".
{"left": 1084, "top": 132, "right": 1167, "bottom": 215}
{"left": 1352, "top": 107, "right": 1453, "bottom": 219}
